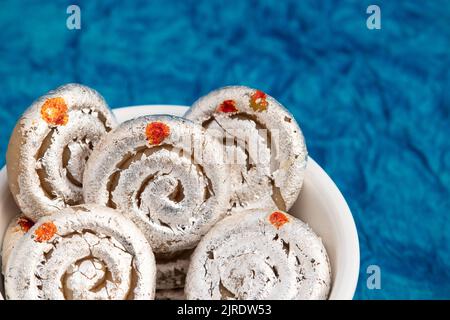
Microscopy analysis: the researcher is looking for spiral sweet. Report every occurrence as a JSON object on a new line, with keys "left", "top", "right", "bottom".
{"left": 83, "top": 115, "right": 231, "bottom": 257}
{"left": 4, "top": 204, "right": 156, "bottom": 300}
{"left": 185, "top": 209, "right": 331, "bottom": 300}
{"left": 185, "top": 86, "right": 307, "bottom": 213}
{"left": 6, "top": 84, "right": 117, "bottom": 220}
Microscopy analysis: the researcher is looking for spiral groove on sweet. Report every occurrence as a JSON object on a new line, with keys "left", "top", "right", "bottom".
{"left": 6, "top": 84, "right": 117, "bottom": 220}
{"left": 156, "top": 253, "right": 191, "bottom": 290}
{"left": 4, "top": 205, "right": 156, "bottom": 300}
{"left": 185, "top": 86, "right": 307, "bottom": 213}
{"left": 186, "top": 210, "right": 331, "bottom": 300}
{"left": 83, "top": 115, "right": 231, "bottom": 256}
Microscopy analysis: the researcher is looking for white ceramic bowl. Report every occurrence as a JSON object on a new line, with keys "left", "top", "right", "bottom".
{"left": 0, "top": 105, "right": 359, "bottom": 300}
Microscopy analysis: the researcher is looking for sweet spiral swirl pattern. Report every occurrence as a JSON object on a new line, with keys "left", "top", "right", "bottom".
{"left": 6, "top": 84, "right": 117, "bottom": 220}
{"left": 83, "top": 115, "right": 231, "bottom": 256}
{"left": 185, "top": 210, "right": 331, "bottom": 300}
{"left": 4, "top": 204, "right": 156, "bottom": 300}
{"left": 185, "top": 86, "right": 307, "bottom": 213}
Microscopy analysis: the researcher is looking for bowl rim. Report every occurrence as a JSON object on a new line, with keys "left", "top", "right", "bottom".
{"left": 0, "top": 105, "right": 360, "bottom": 300}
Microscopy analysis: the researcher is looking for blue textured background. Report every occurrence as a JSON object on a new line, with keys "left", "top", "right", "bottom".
{"left": 0, "top": 0, "right": 449, "bottom": 299}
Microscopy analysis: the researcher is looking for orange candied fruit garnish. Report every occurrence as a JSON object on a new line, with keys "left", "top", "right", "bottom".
{"left": 217, "top": 100, "right": 238, "bottom": 113}
{"left": 41, "top": 97, "right": 69, "bottom": 126}
{"left": 250, "top": 90, "right": 268, "bottom": 112}
{"left": 17, "top": 216, "right": 34, "bottom": 233}
{"left": 269, "top": 211, "right": 289, "bottom": 229}
{"left": 34, "top": 222, "right": 57, "bottom": 242}
{"left": 146, "top": 122, "right": 170, "bottom": 145}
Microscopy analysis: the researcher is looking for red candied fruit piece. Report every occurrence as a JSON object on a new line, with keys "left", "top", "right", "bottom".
{"left": 17, "top": 217, "right": 34, "bottom": 233}
{"left": 41, "top": 97, "right": 69, "bottom": 125}
{"left": 34, "top": 222, "right": 57, "bottom": 242}
{"left": 146, "top": 122, "right": 170, "bottom": 145}
{"left": 269, "top": 211, "right": 289, "bottom": 229}
{"left": 217, "top": 100, "right": 238, "bottom": 113}
{"left": 250, "top": 90, "right": 268, "bottom": 112}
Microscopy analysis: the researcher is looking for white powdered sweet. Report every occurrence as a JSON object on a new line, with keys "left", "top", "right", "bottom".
{"left": 6, "top": 84, "right": 117, "bottom": 220}
{"left": 186, "top": 209, "right": 331, "bottom": 300}
{"left": 185, "top": 86, "right": 307, "bottom": 213}
{"left": 4, "top": 204, "right": 156, "bottom": 300}
{"left": 83, "top": 115, "right": 231, "bottom": 257}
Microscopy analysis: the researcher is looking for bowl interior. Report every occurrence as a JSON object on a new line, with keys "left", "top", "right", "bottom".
{"left": 0, "top": 105, "right": 359, "bottom": 299}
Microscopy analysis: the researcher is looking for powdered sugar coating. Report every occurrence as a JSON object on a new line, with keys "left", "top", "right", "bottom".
{"left": 186, "top": 209, "right": 331, "bottom": 300}
{"left": 4, "top": 204, "right": 156, "bottom": 300}
{"left": 185, "top": 86, "right": 307, "bottom": 213}
{"left": 6, "top": 84, "right": 117, "bottom": 220}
